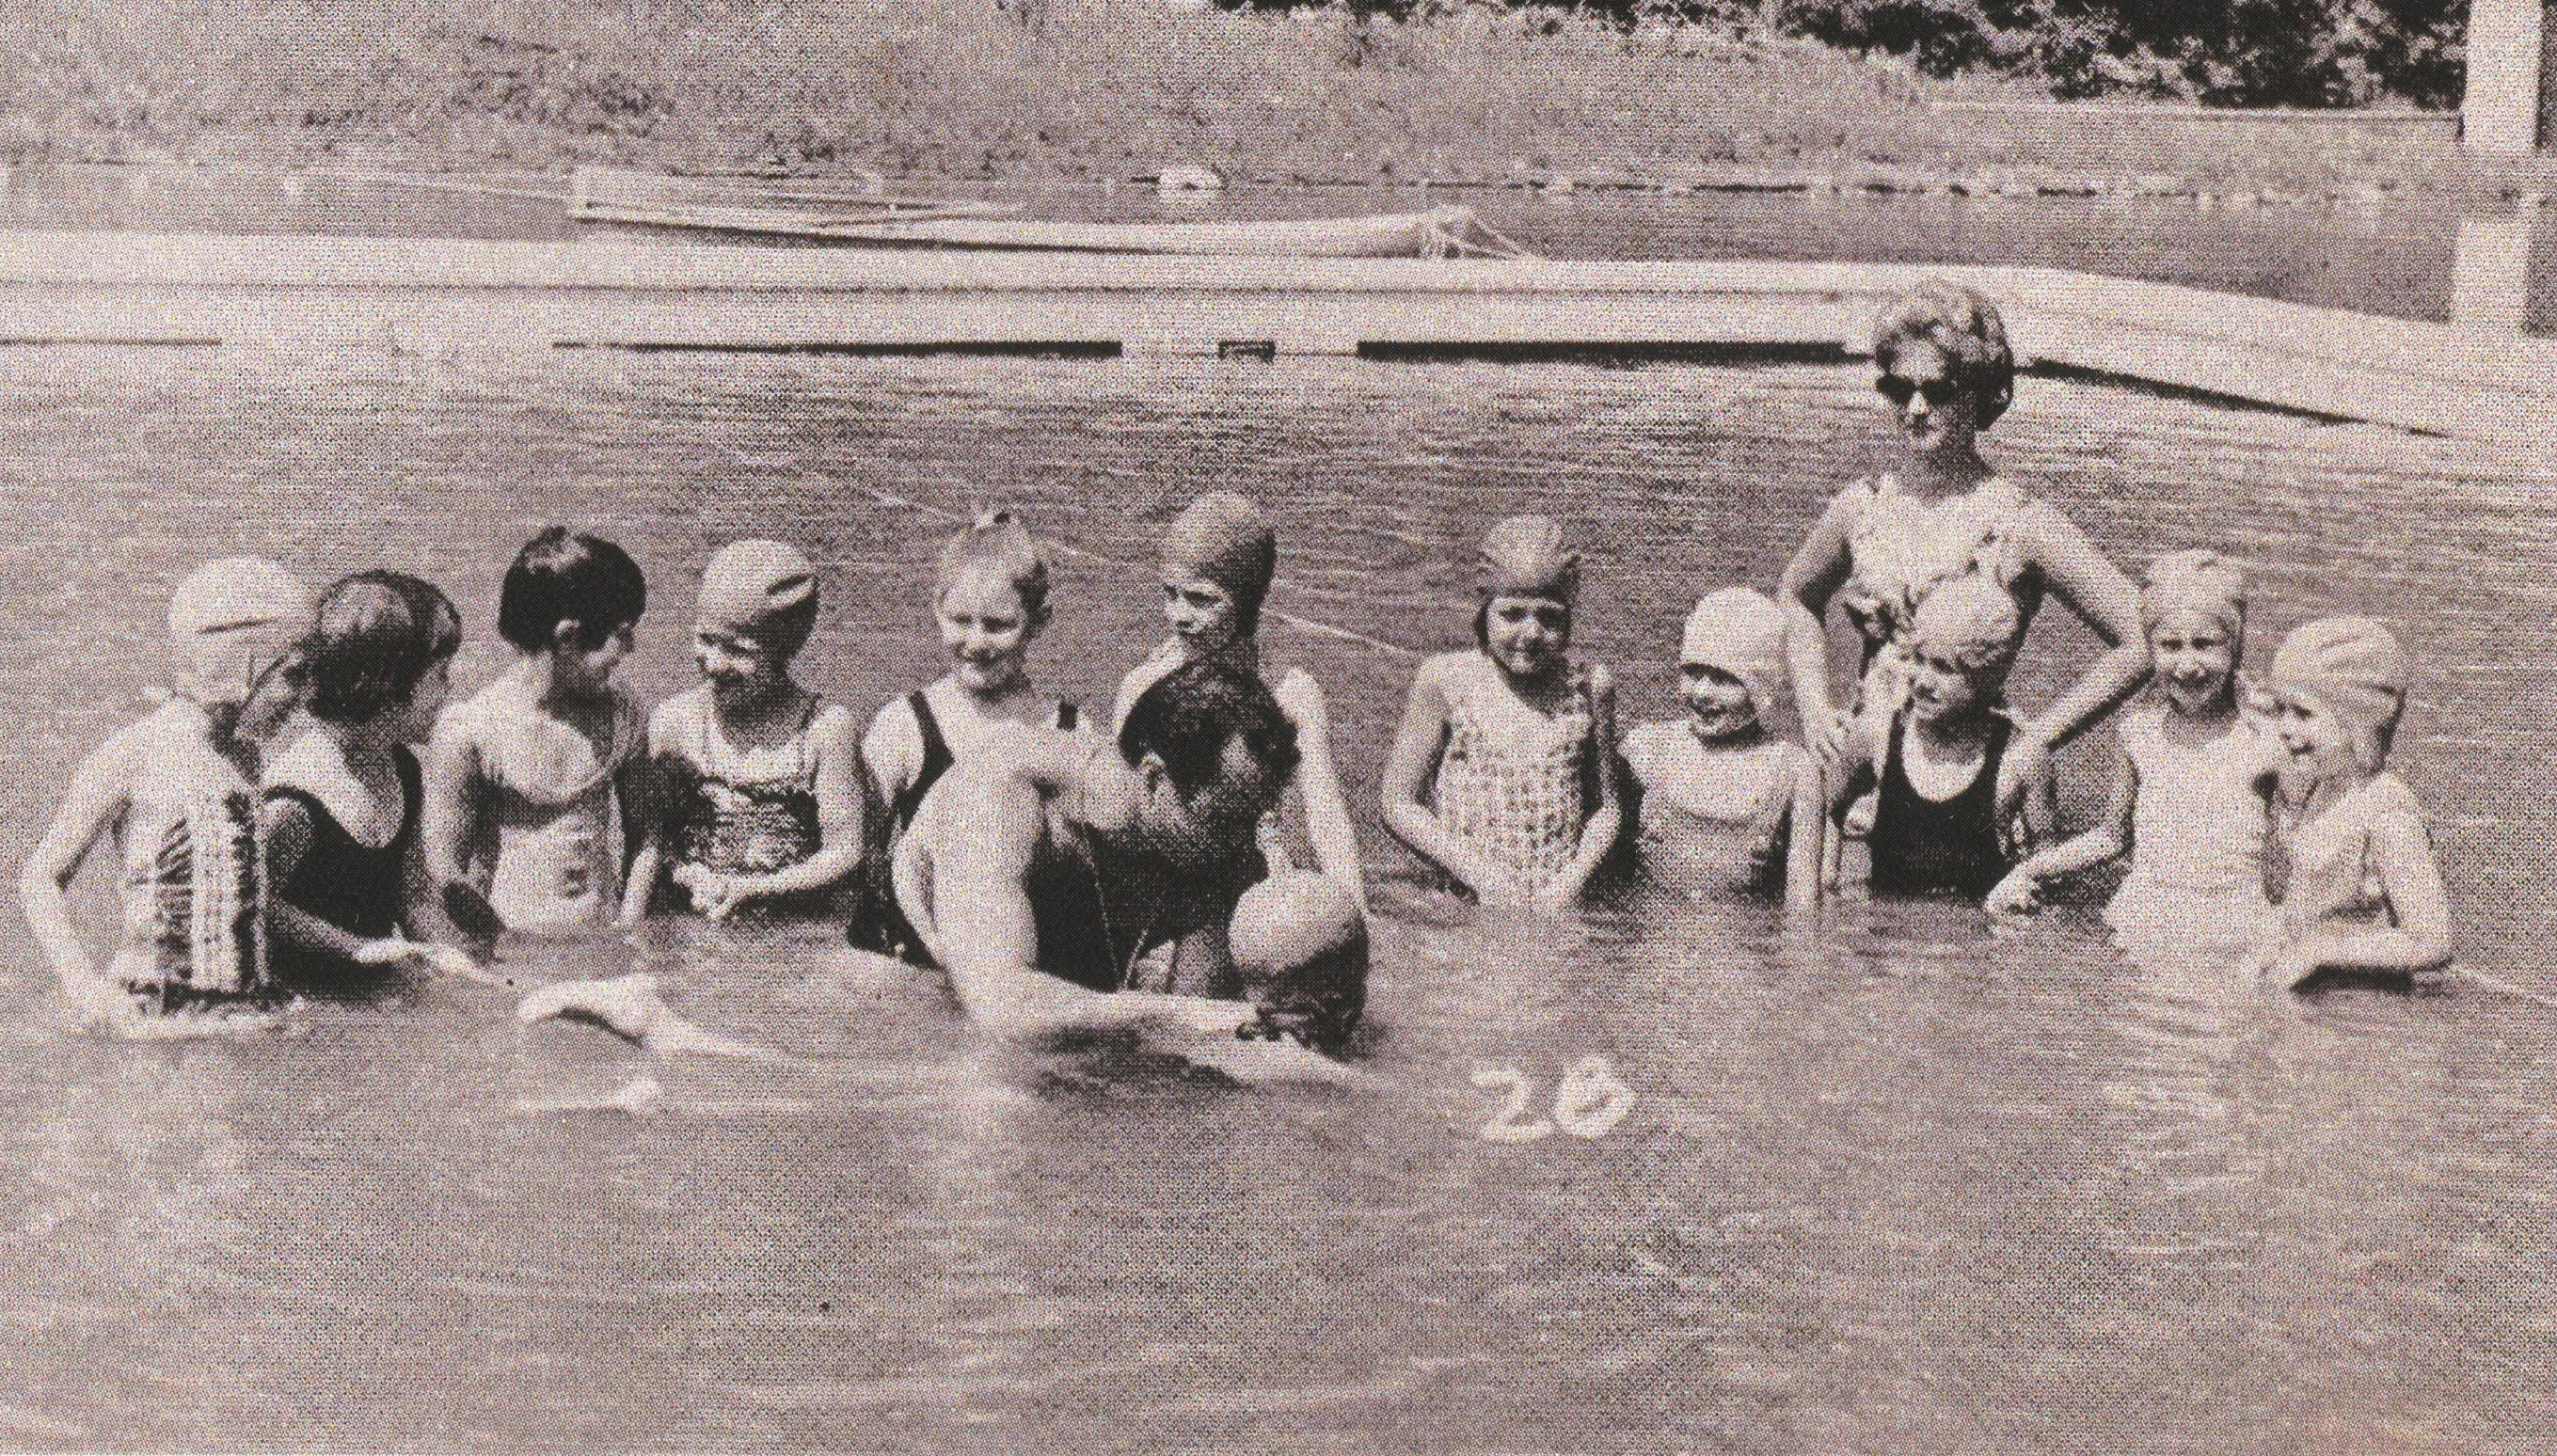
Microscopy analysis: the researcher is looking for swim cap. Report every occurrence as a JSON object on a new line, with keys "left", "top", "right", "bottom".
{"left": 1909, "top": 574, "right": 2025, "bottom": 673}
{"left": 1476, "top": 515, "right": 1580, "bottom": 604}
{"left": 1229, "top": 869, "right": 1368, "bottom": 1048}
{"left": 167, "top": 557, "right": 310, "bottom": 710}
{"left": 1161, "top": 493, "right": 1278, "bottom": 623}
{"left": 697, "top": 539, "right": 818, "bottom": 657}
{"left": 168, "top": 557, "right": 310, "bottom": 641}
{"left": 2269, "top": 615, "right": 2408, "bottom": 769}
{"left": 2144, "top": 548, "right": 2247, "bottom": 640}
{"left": 1681, "top": 587, "right": 1790, "bottom": 722}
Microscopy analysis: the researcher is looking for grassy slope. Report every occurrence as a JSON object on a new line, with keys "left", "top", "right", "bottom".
{"left": 0, "top": 0, "right": 2519, "bottom": 193}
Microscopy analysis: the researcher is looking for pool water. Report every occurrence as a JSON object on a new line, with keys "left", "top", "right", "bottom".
{"left": 0, "top": 347, "right": 2552, "bottom": 1452}
{"left": 0, "top": 162, "right": 2477, "bottom": 324}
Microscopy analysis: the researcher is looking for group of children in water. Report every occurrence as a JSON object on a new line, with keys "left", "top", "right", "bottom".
{"left": 18, "top": 279, "right": 2454, "bottom": 1037}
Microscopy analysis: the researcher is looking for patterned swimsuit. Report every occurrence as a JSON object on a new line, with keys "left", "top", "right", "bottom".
{"left": 110, "top": 701, "right": 268, "bottom": 1001}
{"left": 663, "top": 691, "right": 835, "bottom": 878}
{"left": 1430, "top": 656, "right": 1599, "bottom": 894}
{"left": 1834, "top": 474, "right": 2034, "bottom": 712}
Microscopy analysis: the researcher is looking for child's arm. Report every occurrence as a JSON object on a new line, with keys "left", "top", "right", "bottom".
{"left": 417, "top": 716, "right": 490, "bottom": 953}
{"left": 19, "top": 735, "right": 137, "bottom": 1019}
{"left": 1272, "top": 670, "right": 1367, "bottom": 916}
{"left": 860, "top": 696, "right": 923, "bottom": 823}
{"left": 612, "top": 745, "right": 662, "bottom": 927}
{"left": 1777, "top": 492, "right": 1858, "bottom": 766}
{"left": 2276, "top": 786, "right": 2454, "bottom": 983}
{"left": 1537, "top": 665, "right": 1622, "bottom": 913}
{"left": 1781, "top": 749, "right": 1826, "bottom": 916}
{"left": 1988, "top": 731, "right": 2136, "bottom": 916}
{"left": 616, "top": 709, "right": 678, "bottom": 926}
{"left": 1378, "top": 658, "right": 1526, "bottom": 906}
{"left": 686, "top": 708, "right": 870, "bottom": 918}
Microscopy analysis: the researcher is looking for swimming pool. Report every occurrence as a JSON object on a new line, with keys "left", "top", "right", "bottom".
{"left": 0, "top": 346, "right": 2550, "bottom": 1451}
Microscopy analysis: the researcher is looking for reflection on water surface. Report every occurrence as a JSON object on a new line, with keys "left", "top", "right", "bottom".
{"left": 0, "top": 350, "right": 2552, "bottom": 1451}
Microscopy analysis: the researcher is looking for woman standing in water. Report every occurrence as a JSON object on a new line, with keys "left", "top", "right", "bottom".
{"left": 1778, "top": 282, "right": 2149, "bottom": 826}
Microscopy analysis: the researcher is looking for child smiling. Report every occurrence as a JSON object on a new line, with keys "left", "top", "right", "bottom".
{"left": 1381, "top": 515, "right": 1620, "bottom": 912}
{"left": 1621, "top": 588, "right": 1822, "bottom": 910}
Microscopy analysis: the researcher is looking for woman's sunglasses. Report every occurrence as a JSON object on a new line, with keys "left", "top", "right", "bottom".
{"left": 1876, "top": 374, "right": 1964, "bottom": 408}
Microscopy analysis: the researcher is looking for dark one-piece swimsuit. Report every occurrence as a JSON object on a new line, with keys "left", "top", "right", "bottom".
{"left": 848, "top": 690, "right": 1078, "bottom": 965}
{"left": 1866, "top": 706, "right": 2013, "bottom": 900}
{"left": 263, "top": 746, "right": 421, "bottom": 992}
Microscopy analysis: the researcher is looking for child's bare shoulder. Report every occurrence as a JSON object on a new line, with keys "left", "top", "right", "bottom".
{"left": 72, "top": 706, "right": 180, "bottom": 790}
{"left": 1413, "top": 650, "right": 1481, "bottom": 690}
{"left": 646, "top": 685, "right": 711, "bottom": 752}
{"left": 2362, "top": 771, "right": 2427, "bottom": 823}
{"left": 262, "top": 729, "right": 340, "bottom": 794}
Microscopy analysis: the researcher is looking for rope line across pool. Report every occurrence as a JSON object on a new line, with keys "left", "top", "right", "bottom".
{"left": 828, "top": 474, "right": 1424, "bottom": 661}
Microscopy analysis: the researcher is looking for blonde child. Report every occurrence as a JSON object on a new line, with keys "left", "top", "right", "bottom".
{"left": 1621, "top": 588, "right": 1822, "bottom": 910}
{"left": 1829, "top": 574, "right": 2047, "bottom": 901}
{"left": 626, "top": 540, "right": 864, "bottom": 920}
{"left": 22, "top": 559, "right": 310, "bottom": 1024}
{"left": 262, "top": 571, "right": 485, "bottom": 990}
{"left": 1381, "top": 515, "right": 1620, "bottom": 912}
{"left": 421, "top": 529, "right": 648, "bottom": 946}
{"left": 1111, "top": 492, "right": 1365, "bottom": 912}
{"left": 850, "top": 512, "right": 1084, "bottom": 961}
{"left": 2253, "top": 616, "right": 2451, "bottom": 989}
{"left": 1988, "top": 551, "right": 2279, "bottom": 961}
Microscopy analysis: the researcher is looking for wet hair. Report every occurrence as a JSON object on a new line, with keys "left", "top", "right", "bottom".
{"left": 1872, "top": 281, "right": 2015, "bottom": 430}
{"left": 496, "top": 528, "right": 646, "bottom": 653}
{"left": 299, "top": 571, "right": 463, "bottom": 723}
{"left": 935, "top": 511, "right": 1053, "bottom": 630}
{"left": 1119, "top": 657, "right": 1300, "bottom": 799}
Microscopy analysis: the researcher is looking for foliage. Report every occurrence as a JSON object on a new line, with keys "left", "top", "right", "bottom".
{"left": 1224, "top": 0, "right": 2470, "bottom": 105}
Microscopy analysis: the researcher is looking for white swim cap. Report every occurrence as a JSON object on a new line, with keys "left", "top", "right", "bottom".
{"left": 1680, "top": 587, "right": 1789, "bottom": 722}
{"left": 168, "top": 558, "right": 310, "bottom": 641}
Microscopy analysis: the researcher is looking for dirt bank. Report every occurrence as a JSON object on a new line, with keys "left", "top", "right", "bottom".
{"left": 1, "top": 0, "right": 2538, "bottom": 200}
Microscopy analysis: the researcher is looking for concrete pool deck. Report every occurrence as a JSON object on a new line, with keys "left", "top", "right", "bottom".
{"left": 0, "top": 228, "right": 2548, "bottom": 449}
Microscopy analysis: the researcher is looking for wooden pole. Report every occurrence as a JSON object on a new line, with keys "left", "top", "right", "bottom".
{"left": 2463, "top": 0, "right": 2549, "bottom": 153}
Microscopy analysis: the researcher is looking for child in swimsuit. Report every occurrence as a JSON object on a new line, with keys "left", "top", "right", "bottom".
{"left": 262, "top": 571, "right": 484, "bottom": 991}
{"left": 1381, "top": 515, "right": 1621, "bottom": 912}
{"left": 1830, "top": 574, "right": 2048, "bottom": 901}
{"left": 851, "top": 512, "right": 1085, "bottom": 960}
{"left": 2253, "top": 616, "right": 2453, "bottom": 989}
{"left": 1988, "top": 551, "right": 2280, "bottom": 963}
{"left": 22, "top": 559, "right": 311, "bottom": 1025}
{"left": 422, "top": 529, "right": 649, "bottom": 946}
{"left": 1111, "top": 492, "right": 1366, "bottom": 912}
{"left": 1621, "top": 588, "right": 1822, "bottom": 910}
{"left": 627, "top": 540, "right": 863, "bottom": 920}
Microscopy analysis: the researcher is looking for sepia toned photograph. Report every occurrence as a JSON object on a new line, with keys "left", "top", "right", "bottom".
{"left": 0, "top": 0, "right": 2547, "bottom": 1449}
